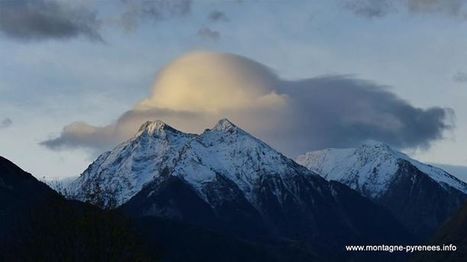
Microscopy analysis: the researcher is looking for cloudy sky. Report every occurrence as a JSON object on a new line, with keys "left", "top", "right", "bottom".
{"left": 1, "top": 0, "right": 467, "bottom": 179}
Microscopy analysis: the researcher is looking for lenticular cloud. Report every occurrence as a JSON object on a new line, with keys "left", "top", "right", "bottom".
{"left": 41, "top": 52, "right": 453, "bottom": 156}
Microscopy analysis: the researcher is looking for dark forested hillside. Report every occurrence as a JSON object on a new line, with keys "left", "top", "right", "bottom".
{"left": 0, "top": 156, "right": 153, "bottom": 261}
{"left": 412, "top": 201, "right": 467, "bottom": 262}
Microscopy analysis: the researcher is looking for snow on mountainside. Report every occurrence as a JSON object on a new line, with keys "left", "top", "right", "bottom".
{"left": 42, "top": 176, "right": 78, "bottom": 195}
{"left": 296, "top": 143, "right": 467, "bottom": 198}
{"left": 432, "top": 164, "right": 467, "bottom": 183}
{"left": 296, "top": 143, "right": 467, "bottom": 238}
{"left": 172, "top": 119, "right": 305, "bottom": 202}
{"left": 68, "top": 120, "right": 195, "bottom": 208}
{"left": 69, "top": 119, "right": 311, "bottom": 208}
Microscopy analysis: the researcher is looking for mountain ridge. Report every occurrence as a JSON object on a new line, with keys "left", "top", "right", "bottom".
{"left": 69, "top": 118, "right": 314, "bottom": 209}
{"left": 0, "top": 156, "right": 154, "bottom": 261}
{"left": 296, "top": 143, "right": 467, "bottom": 238}
{"left": 67, "top": 119, "right": 413, "bottom": 258}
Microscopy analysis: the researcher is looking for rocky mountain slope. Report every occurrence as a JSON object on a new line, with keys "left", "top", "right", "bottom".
{"left": 296, "top": 143, "right": 467, "bottom": 239}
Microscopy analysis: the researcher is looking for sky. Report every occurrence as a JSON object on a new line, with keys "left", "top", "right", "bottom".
{"left": 1, "top": 0, "right": 467, "bottom": 179}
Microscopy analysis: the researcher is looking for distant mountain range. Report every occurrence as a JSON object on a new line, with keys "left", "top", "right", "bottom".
{"left": 2, "top": 119, "right": 466, "bottom": 261}
{"left": 67, "top": 119, "right": 412, "bottom": 260}
{"left": 296, "top": 143, "right": 467, "bottom": 239}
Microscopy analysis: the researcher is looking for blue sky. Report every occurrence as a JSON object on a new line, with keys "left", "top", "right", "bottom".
{"left": 1, "top": 0, "right": 467, "bottom": 179}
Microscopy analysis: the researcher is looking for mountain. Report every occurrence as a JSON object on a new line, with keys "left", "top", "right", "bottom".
{"left": 68, "top": 120, "right": 196, "bottom": 208}
{"left": 0, "top": 156, "right": 320, "bottom": 262}
{"left": 0, "top": 156, "right": 152, "bottom": 261}
{"left": 69, "top": 119, "right": 413, "bottom": 259}
{"left": 0, "top": 156, "right": 58, "bottom": 240}
{"left": 296, "top": 143, "right": 467, "bottom": 239}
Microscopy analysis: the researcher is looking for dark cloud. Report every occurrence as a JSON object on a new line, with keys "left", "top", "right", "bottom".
{"left": 343, "top": 0, "right": 394, "bottom": 18}
{"left": 41, "top": 52, "right": 453, "bottom": 156}
{"left": 0, "top": 118, "right": 13, "bottom": 129}
{"left": 197, "top": 27, "right": 220, "bottom": 41}
{"left": 344, "top": 0, "right": 467, "bottom": 18}
{"left": 40, "top": 121, "right": 117, "bottom": 151}
{"left": 276, "top": 76, "right": 453, "bottom": 154}
{"left": 0, "top": 0, "right": 194, "bottom": 41}
{"left": 208, "top": 10, "right": 229, "bottom": 22}
{"left": 453, "top": 71, "right": 467, "bottom": 83}
{"left": 118, "top": 0, "right": 192, "bottom": 31}
{"left": 0, "top": 0, "right": 102, "bottom": 41}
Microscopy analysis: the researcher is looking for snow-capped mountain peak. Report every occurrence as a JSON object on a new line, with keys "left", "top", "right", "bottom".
{"left": 296, "top": 143, "right": 467, "bottom": 197}
{"left": 68, "top": 118, "right": 311, "bottom": 208}
{"left": 211, "top": 118, "right": 242, "bottom": 133}
{"left": 67, "top": 120, "right": 195, "bottom": 208}
{"left": 169, "top": 118, "right": 310, "bottom": 202}
{"left": 135, "top": 120, "right": 182, "bottom": 138}
{"left": 296, "top": 142, "right": 467, "bottom": 238}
